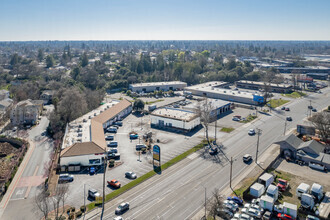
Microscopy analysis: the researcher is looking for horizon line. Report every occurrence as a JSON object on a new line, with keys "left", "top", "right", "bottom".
{"left": 1, "top": 39, "right": 330, "bottom": 42}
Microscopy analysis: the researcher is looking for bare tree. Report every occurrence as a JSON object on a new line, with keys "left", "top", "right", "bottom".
{"left": 262, "top": 82, "right": 272, "bottom": 104}
{"left": 308, "top": 112, "right": 330, "bottom": 145}
{"left": 34, "top": 187, "right": 51, "bottom": 220}
{"left": 195, "top": 98, "right": 213, "bottom": 145}
{"left": 206, "top": 189, "right": 226, "bottom": 220}
{"left": 51, "top": 184, "right": 69, "bottom": 219}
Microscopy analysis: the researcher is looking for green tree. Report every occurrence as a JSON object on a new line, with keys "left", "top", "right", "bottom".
{"left": 37, "top": 49, "right": 44, "bottom": 62}
{"left": 46, "top": 55, "right": 55, "bottom": 68}
{"left": 10, "top": 53, "right": 20, "bottom": 66}
{"left": 133, "top": 99, "right": 145, "bottom": 112}
{"left": 81, "top": 52, "right": 89, "bottom": 67}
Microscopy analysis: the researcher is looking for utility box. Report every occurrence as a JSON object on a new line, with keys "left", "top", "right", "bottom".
{"left": 266, "top": 184, "right": 279, "bottom": 202}
{"left": 250, "top": 183, "right": 265, "bottom": 198}
{"left": 260, "top": 195, "right": 274, "bottom": 211}
{"left": 258, "top": 173, "right": 274, "bottom": 189}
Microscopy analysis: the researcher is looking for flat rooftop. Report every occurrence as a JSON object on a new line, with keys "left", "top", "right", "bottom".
{"left": 237, "top": 80, "right": 292, "bottom": 88}
{"left": 130, "top": 81, "right": 187, "bottom": 87}
{"left": 151, "top": 107, "right": 198, "bottom": 121}
{"left": 62, "top": 100, "right": 120, "bottom": 149}
{"left": 185, "top": 98, "right": 230, "bottom": 110}
{"left": 185, "top": 81, "right": 228, "bottom": 90}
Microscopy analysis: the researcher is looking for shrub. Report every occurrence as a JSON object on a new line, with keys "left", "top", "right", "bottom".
{"left": 71, "top": 207, "right": 75, "bottom": 212}
{"left": 109, "top": 159, "right": 115, "bottom": 167}
{"left": 68, "top": 212, "right": 74, "bottom": 219}
{"left": 80, "top": 205, "right": 86, "bottom": 212}
{"left": 58, "top": 216, "right": 66, "bottom": 220}
{"left": 76, "top": 210, "right": 82, "bottom": 217}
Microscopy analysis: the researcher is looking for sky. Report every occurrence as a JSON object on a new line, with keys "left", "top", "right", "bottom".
{"left": 0, "top": 0, "right": 330, "bottom": 41}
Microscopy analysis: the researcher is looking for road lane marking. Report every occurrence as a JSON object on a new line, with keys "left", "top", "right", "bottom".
{"left": 24, "top": 165, "right": 39, "bottom": 199}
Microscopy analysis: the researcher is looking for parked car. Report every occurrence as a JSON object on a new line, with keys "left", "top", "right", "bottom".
{"left": 277, "top": 213, "right": 294, "bottom": 220}
{"left": 108, "top": 153, "right": 120, "bottom": 159}
{"left": 285, "top": 107, "right": 290, "bottom": 111}
{"left": 58, "top": 174, "right": 74, "bottom": 183}
{"left": 105, "top": 135, "right": 114, "bottom": 141}
{"left": 217, "top": 208, "right": 233, "bottom": 218}
{"left": 125, "top": 171, "right": 137, "bottom": 179}
{"left": 242, "top": 207, "right": 261, "bottom": 218}
{"left": 224, "top": 200, "right": 239, "bottom": 211}
{"left": 209, "top": 147, "right": 218, "bottom": 155}
{"left": 107, "top": 127, "right": 117, "bottom": 133}
{"left": 286, "top": 116, "right": 292, "bottom": 121}
{"left": 88, "top": 188, "right": 100, "bottom": 200}
{"left": 227, "top": 196, "right": 243, "bottom": 206}
{"left": 108, "top": 179, "right": 121, "bottom": 188}
{"left": 281, "top": 106, "right": 286, "bottom": 110}
{"left": 308, "top": 105, "right": 313, "bottom": 109}
{"left": 108, "top": 148, "right": 118, "bottom": 154}
{"left": 233, "top": 213, "right": 252, "bottom": 220}
{"left": 306, "top": 215, "right": 320, "bottom": 220}
{"left": 115, "top": 202, "right": 130, "bottom": 215}
{"left": 263, "top": 211, "right": 272, "bottom": 220}
{"left": 248, "top": 129, "right": 256, "bottom": 135}
{"left": 136, "top": 144, "right": 146, "bottom": 151}
{"left": 244, "top": 203, "right": 264, "bottom": 214}
{"left": 89, "top": 167, "right": 96, "bottom": 175}
{"left": 108, "top": 141, "right": 118, "bottom": 147}
{"left": 114, "top": 121, "right": 123, "bottom": 126}
{"left": 243, "top": 154, "right": 252, "bottom": 163}
{"left": 312, "top": 108, "right": 317, "bottom": 112}
{"left": 130, "top": 133, "right": 139, "bottom": 139}
{"left": 232, "top": 117, "right": 241, "bottom": 121}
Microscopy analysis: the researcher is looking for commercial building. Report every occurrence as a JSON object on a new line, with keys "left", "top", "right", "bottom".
{"left": 10, "top": 99, "right": 43, "bottom": 125}
{"left": 183, "top": 99, "right": 231, "bottom": 119}
{"left": 150, "top": 107, "right": 200, "bottom": 131}
{"left": 236, "top": 80, "right": 293, "bottom": 93}
{"left": 275, "top": 134, "right": 330, "bottom": 170}
{"left": 185, "top": 81, "right": 264, "bottom": 105}
{"left": 306, "top": 73, "right": 329, "bottom": 80}
{"left": 60, "top": 99, "right": 132, "bottom": 168}
{"left": 129, "top": 81, "right": 187, "bottom": 93}
{"left": 276, "top": 66, "right": 330, "bottom": 74}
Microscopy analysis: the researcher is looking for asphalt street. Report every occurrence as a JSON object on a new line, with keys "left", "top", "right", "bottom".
{"left": 88, "top": 88, "right": 330, "bottom": 220}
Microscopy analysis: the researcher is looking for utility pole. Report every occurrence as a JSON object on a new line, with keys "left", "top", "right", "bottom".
{"left": 214, "top": 116, "right": 217, "bottom": 144}
{"left": 230, "top": 157, "right": 233, "bottom": 189}
{"left": 283, "top": 120, "right": 287, "bottom": 135}
{"left": 309, "top": 100, "right": 312, "bottom": 117}
{"left": 255, "top": 128, "right": 262, "bottom": 164}
{"left": 101, "top": 150, "right": 107, "bottom": 219}
{"left": 83, "top": 184, "right": 86, "bottom": 220}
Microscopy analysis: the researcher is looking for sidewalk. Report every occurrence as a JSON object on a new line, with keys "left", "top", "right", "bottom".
{"left": 191, "top": 143, "right": 280, "bottom": 220}
{"left": 0, "top": 139, "right": 35, "bottom": 219}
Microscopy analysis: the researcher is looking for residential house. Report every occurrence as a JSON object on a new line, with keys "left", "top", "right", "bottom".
{"left": 10, "top": 99, "right": 43, "bottom": 125}
{"left": 40, "top": 90, "right": 55, "bottom": 104}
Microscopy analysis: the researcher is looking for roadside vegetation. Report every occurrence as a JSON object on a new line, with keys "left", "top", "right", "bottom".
{"left": 220, "top": 127, "right": 235, "bottom": 133}
{"left": 145, "top": 99, "right": 164, "bottom": 105}
{"left": 239, "top": 115, "right": 257, "bottom": 123}
{"left": 268, "top": 99, "right": 289, "bottom": 108}
{"left": 283, "top": 91, "right": 306, "bottom": 98}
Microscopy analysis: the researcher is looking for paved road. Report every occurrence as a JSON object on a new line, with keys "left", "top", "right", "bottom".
{"left": 0, "top": 105, "right": 54, "bottom": 220}
{"left": 88, "top": 88, "right": 330, "bottom": 220}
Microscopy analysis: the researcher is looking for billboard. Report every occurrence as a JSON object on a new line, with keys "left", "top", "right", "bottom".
{"left": 153, "top": 145, "right": 161, "bottom": 167}
{"left": 297, "top": 125, "right": 315, "bottom": 135}
{"left": 253, "top": 95, "right": 264, "bottom": 103}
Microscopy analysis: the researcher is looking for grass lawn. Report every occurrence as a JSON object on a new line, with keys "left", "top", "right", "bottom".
{"left": 268, "top": 99, "right": 289, "bottom": 108}
{"left": 220, "top": 127, "right": 235, "bottom": 133}
{"left": 145, "top": 99, "right": 164, "bottom": 105}
{"left": 233, "top": 177, "right": 255, "bottom": 198}
{"left": 87, "top": 140, "right": 207, "bottom": 211}
{"left": 283, "top": 91, "right": 306, "bottom": 99}
{"left": 239, "top": 115, "right": 257, "bottom": 123}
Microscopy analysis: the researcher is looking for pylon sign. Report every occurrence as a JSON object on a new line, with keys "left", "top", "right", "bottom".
{"left": 153, "top": 145, "right": 161, "bottom": 167}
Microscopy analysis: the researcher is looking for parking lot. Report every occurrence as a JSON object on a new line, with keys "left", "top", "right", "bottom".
{"left": 63, "top": 98, "right": 262, "bottom": 208}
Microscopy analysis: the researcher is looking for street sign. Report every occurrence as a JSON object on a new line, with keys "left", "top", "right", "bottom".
{"left": 153, "top": 145, "right": 161, "bottom": 167}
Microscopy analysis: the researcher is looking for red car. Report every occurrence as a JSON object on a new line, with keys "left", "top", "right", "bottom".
{"left": 277, "top": 213, "right": 295, "bottom": 220}
{"left": 107, "top": 179, "right": 121, "bottom": 188}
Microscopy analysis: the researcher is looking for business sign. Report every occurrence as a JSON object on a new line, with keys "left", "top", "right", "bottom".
{"left": 297, "top": 125, "right": 315, "bottom": 135}
{"left": 253, "top": 95, "right": 264, "bottom": 103}
{"left": 153, "top": 145, "right": 161, "bottom": 167}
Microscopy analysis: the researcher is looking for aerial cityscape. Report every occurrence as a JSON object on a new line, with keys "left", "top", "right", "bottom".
{"left": 0, "top": 1, "right": 329, "bottom": 220}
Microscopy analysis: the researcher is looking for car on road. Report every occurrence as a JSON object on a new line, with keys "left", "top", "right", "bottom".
{"left": 227, "top": 196, "right": 243, "bottom": 206}
{"left": 113, "top": 217, "right": 123, "bottom": 220}
{"left": 105, "top": 135, "right": 114, "bottom": 141}
{"left": 277, "top": 213, "right": 295, "bottom": 220}
{"left": 107, "top": 127, "right": 117, "bottom": 133}
{"left": 285, "top": 107, "right": 290, "bottom": 111}
{"left": 115, "top": 202, "right": 130, "bottom": 215}
{"left": 107, "top": 179, "right": 121, "bottom": 188}
{"left": 88, "top": 188, "right": 100, "bottom": 200}
{"left": 312, "top": 108, "right": 317, "bottom": 112}
{"left": 281, "top": 106, "right": 286, "bottom": 110}
{"left": 224, "top": 200, "right": 239, "bottom": 211}
{"left": 58, "top": 174, "right": 74, "bottom": 183}
{"left": 125, "top": 171, "right": 137, "bottom": 179}
{"left": 89, "top": 167, "right": 96, "bottom": 175}
{"left": 108, "top": 141, "right": 118, "bottom": 147}
{"left": 248, "top": 129, "right": 255, "bottom": 135}
{"left": 243, "top": 154, "right": 252, "bottom": 163}
{"left": 130, "top": 133, "right": 139, "bottom": 139}
{"left": 308, "top": 105, "right": 313, "bottom": 109}
{"left": 286, "top": 116, "right": 292, "bottom": 121}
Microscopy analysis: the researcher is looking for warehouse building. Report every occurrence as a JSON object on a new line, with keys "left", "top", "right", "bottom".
{"left": 185, "top": 81, "right": 264, "bottom": 105}
{"left": 236, "top": 80, "right": 293, "bottom": 93}
{"left": 60, "top": 99, "right": 132, "bottom": 168}
{"left": 183, "top": 99, "right": 231, "bottom": 119}
{"left": 129, "top": 81, "right": 187, "bottom": 93}
{"left": 306, "top": 73, "right": 329, "bottom": 80}
{"left": 150, "top": 107, "right": 200, "bottom": 131}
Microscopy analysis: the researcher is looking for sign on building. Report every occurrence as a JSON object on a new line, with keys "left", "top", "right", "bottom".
{"left": 297, "top": 125, "right": 315, "bottom": 135}
{"left": 253, "top": 95, "right": 264, "bottom": 103}
{"left": 153, "top": 145, "right": 161, "bottom": 167}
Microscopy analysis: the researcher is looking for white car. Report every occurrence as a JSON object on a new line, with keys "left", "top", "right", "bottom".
{"left": 244, "top": 203, "right": 264, "bottom": 213}
{"left": 113, "top": 217, "right": 123, "bottom": 220}
{"left": 224, "top": 200, "right": 239, "bottom": 211}
{"left": 234, "top": 213, "right": 253, "bottom": 220}
{"left": 248, "top": 129, "right": 255, "bottom": 135}
{"left": 246, "top": 208, "right": 261, "bottom": 219}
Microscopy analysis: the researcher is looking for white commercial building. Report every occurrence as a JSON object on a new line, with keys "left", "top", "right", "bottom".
{"left": 150, "top": 107, "right": 200, "bottom": 131}
{"left": 129, "top": 81, "right": 187, "bottom": 93}
{"left": 185, "top": 81, "right": 265, "bottom": 105}
{"left": 60, "top": 99, "right": 132, "bottom": 168}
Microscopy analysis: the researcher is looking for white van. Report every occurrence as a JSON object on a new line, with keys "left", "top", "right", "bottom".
{"left": 296, "top": 183, "right": 310, "bottom": 198}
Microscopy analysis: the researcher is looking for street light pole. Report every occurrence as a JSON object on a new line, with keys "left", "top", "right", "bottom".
{"left": 283, "top": 120, "right": 287, "bottom": 135}
{"left": 230, "top": 157, "right": 233, "bottom": 189}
